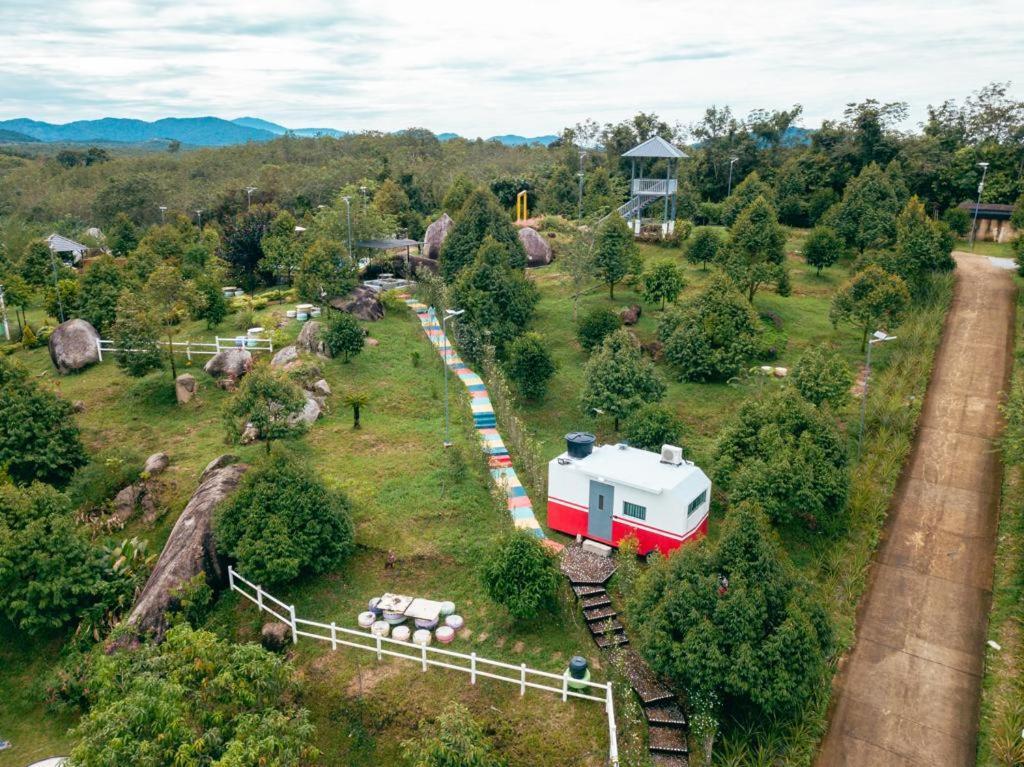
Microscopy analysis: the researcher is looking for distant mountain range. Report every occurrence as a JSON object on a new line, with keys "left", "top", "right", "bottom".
{"left": 0, "top": 115, "right": 558, "bottom": 148}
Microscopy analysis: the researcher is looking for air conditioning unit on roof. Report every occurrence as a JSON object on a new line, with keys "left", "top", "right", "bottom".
{"left": 660, "top": 445, "right": 683, "bottom": 465}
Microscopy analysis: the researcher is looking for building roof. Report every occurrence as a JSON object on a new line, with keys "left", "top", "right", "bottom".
{"left": 46, "top": 233, "right": 88, "bottom": 253}
{"left": 957, "top": 202, "right": 1015, "bottom": 220}
{"left": 621, "top": 136, "right": 687, "bottom": 159}
{"left": 552, "top": 443, "right": 703, "bottom": 494}
{"left": 355, "top": 238, "right": 420, "bottom": 249}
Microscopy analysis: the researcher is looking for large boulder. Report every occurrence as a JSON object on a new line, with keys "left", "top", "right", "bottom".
{"left": 270, "top": 345, "right": 299, "bottom": 369}
{"left": 621, "top": 304, "right": 642, "bottom": 326}
{"left": 423, "top": 213, "right": 454, "bottom": 259}
{"left": 143, "top": 452, "right": 169, "bottom": 477}
{"left": 48, "top": 318, "right": 101, "bottom": 374}
{"left": 203, "top": 347, "right": 253, "bottom": 379}
{"left": 261, "top": 622, "right": 291, "bottom": 652}
{"left": 175, "top": 373, "right": 197, "bottom": 404}
{"left": 330, "top": 286, "right": 384, "bottom": 321}
{"left": 116, "top": 458, "right": 248, "bottom": 644}
{"left": 289, "top": 394, "right": 322, "bottom": 426}
{"left": 517, "top": 227, "right": 553, "bottom": 267}
{"left": 297, "top": 320, "right": 329, "bottom": 357}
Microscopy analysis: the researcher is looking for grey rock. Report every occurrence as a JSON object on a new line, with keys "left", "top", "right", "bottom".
{"left": 297, "top": 320, "right": 329, "bottom": 357}
{"left": 143, "top": 452, "right": 169, "bottom": 477}
{"left": 261, "top": 622, "right": 291, "bottom": 651}
{"left": 48, "top": 318, "right": 101, "bottom": 374}
{"left": 288, "top": 394, "right": 322, "bottom": 426}
{"left": 240, "top": 423, "right": 259, "bottom": 445}
{"left": 517, "top": 226, "right": 553, "bottom": 267}
{"left": 111, "top": 483, "right": 144, "bottom": 526}
{"left": 270, "top": 345, "right": 299, "bottom": 368}
{"left": 175, "top": 373, "right": 197, "bottom": 404}
{"left": 201, "top": 454, "right": 238, "bottom": 480}
{"left": 423, "top": 213, "right": 453, "bottom": 259}
{"left": 203, "top": 348, "right": 253, "bottom": 379}
{"left": 312, "top": 378, "right": 331, "bottom": 397}
{"left": 331, "top": 285, "right": 384, "bottom": 321}
{"left": 620, "top": 304, "right": 642, "bottom": 326}
{"left": 72, "top": 400, "right": 86, "bottom": 412}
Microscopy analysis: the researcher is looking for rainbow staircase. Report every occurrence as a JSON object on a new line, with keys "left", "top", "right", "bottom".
{"left": 404, "top": 298, "right": 547, "bottom": 541}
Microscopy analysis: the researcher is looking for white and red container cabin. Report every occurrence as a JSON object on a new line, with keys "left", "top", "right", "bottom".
{"left": 546, "top": 433, "right": 711, "bottom": 556}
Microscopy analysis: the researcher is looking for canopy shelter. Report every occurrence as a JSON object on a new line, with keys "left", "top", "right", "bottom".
{"left": 46, "top": 233, "right": 88, "bottom": 265}
{"left": 617, "top": 136, "right": 687, "bottom": 238}
{"left": 355, "top": 237, "right": 421, "bottom": 271}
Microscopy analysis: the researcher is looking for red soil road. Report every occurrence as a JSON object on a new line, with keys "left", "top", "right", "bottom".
{"left": 817, "top": 254, "right": 1016, "bottom": 767}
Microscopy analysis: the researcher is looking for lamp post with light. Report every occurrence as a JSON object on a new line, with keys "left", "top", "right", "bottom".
{"left": 727, "top": 157, "right": 739, "bottom": 196}
{"left": 969, "top": 161, "right": 990, "bottom": 251}
{"left": 858, "top": 330, "right": 897, "bottom": 460}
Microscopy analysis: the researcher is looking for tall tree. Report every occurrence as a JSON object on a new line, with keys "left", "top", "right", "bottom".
{"left": 77, "top": 255, "right": 124, "bottom": 334}
{"left": 802, "top": 226, "right": 844, "bottom": 276}
{"left": 106, "top": 213, "right": 139, "bottom": 257}
{"left": 830, "top": 265, "right": 910, "bottom": 350}
{"left": 228, "top": 367, "right": 307, "bottom": 452}
{"left": 831, "top": 162, "right": 901, "bottom": 253}
{"left": 144, "top": 264, "right": 194, "bottom": 380}
{"left": 594, "top": 214, "right": 640, "bottom": 299}
{"left": 259, "top": 210, "right": 303, "bottom": 284}
{"left": 440, "top": 189, "right": 526, "bottom": 281}
{"left": 719, "top": 195, "right": 789, "bottom": 302}
{"left": 581, "top": 328, "right": 665, "bottom": 429}
{"left": 642, "top": 260, "right": 687, "bottom": 310}
{"left": 722, "top": 171, "right": 775, "bottom": 226}
{"left": 223, "top": 204, "right": 277, "bottom": 289}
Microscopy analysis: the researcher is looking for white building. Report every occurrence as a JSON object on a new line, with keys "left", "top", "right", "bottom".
{"left": 46, "top": 233, "right": 88, "bottom": 265}
{"left": 547, "top": 434, "right": 711, "bottom": 556}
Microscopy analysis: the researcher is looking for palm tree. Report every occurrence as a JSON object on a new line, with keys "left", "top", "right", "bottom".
{"left": 343, "top": 391, "right": 370, "bottom": 429}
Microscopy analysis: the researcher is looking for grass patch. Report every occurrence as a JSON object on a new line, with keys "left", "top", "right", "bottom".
{"left": 955, "top": 239, "right": 1018, "bottom": 259}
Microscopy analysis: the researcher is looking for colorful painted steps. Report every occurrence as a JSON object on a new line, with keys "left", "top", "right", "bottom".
{"left": 403, "top": 298, "right": 546, "bottom": 540}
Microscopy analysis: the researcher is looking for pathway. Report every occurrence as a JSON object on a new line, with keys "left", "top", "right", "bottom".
{"left": 403, "top": 299, "right": 547, "bottom": 540}
{"left": 817, "top": 254, "right": 1016, "bottom": 766}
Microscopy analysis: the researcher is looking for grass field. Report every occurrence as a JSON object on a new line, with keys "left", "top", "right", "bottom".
{"left": 955, "top": 238, "right": 1018, "bottom": 259}
{"left": 0, "top": 294, "right": 612, "bottom": 767}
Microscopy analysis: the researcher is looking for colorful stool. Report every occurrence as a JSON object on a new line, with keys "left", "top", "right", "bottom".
{"left": 357, "top": 611, "right": 376, "bottom": 629}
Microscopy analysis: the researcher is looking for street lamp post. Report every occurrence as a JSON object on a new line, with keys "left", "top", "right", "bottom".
{"left": 195, "top": 209, "right": 203, "bottom": 229}
{"left": 857, "top": 330, "right": 897, "bottom": 460}
{"left": 441, "top": 308, "right": 465, "bottom": 448}
{"left": 245, "top": 186, "right": 258, "bottom": 210}
{"left": 340, "top": 196, "right": 353, "bottom": 261}
{"left": 727, "top": 157, "right": 739, "bottom": 197}
{"left": 158, "top": 205, "right": 167, "bottom": 224}
{"left": 577, "top": 150, "right": 586, "bottom": 221}
{"left": 0, "top": 283, "right": 10, "bottom": 341}
{"left": 46, "top": 246, "right": 65, "bottom": 323}
{"left": 359, "top": 186, "right": 369, "bottom": 206}
{"left": 969, "top": 162, "right": 990, "bottom": 251}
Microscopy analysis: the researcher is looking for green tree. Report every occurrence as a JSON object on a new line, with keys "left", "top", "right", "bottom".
{"left": 374, "top": 178, "right": 411, "bottom": 215}
{"left": 21, "top": 240, "right": 57, "bottom": 287}
{"left": 215, "top": 452, "right": 354, "bottom": 586}
{"left": 77, "top": 255, "right": 124, "bottom": 334}
{"left": 791, "top": 346, "right": 853, "bottom": 409}
{"left": 659, "top": 278, "right": 761, "bottom": 382}
{"left": 106, "top": 213, "right": 139, "bottom": 257}
{"left": 715, "top": 389, "right": 849, "bottom": 533}
{"left": 442, "top": 174, "right": 476, "bottom": 216}
{"left": 576, "top": 306, "right": 621, "bottom": 353}
{"left": 440, "top": 189, "right": 526, "bottom": 281}
{"left": 191, "top": 273, "right": 229, "bottom": 329}
{"left": 342, "top": 391, "right": 370, "bottom": 429}
{"left": 0, "top": 481, "right": 130, "bottom": 633}
{"left": 722, "top": 170, "right": 775, "bottom": 225}
{"left": 630, "top": 503, "right": 833, "bottom": 761}
{"left": 832, "top": 162, "right": 900, "bottom": 252}
{"left": 718, "top": 195, "right": 788, "bottom": 302}
{"left": 0, "top": 357, "right": 87, "bottom": 487}
{"left": 323, "top": 311, "right": 365, "bottom": 362}
{"left": 110, "top": 291, "right": 163, "bottom": 378}
{"left": 69, "top": 625, "right": 318, "bottom": 766}
{"left": 941, "top": 206, "right": 971, "bottom": 237}
{"left": 802, "top": 226, "right": 843, "bottom": 276}
{"left": 295, "top": 238, "right": 356, "bottom": 303}
{"left": 259, "top": 210, "right": 303, "bottom": 284}
{"left": 504, "top": 332, "right": 556, "bottom": 400}
{"left": 223, "top": 204, "right": 277, "bottom": 289}
{"left": 594, "top": 215, "right": 640, "bottom": 299}
{"left": 686, "top": 227, "right": 722, "bottom": 270}
{"left": 623, "top": 404, "right": 684, "bottom": 452}
{"left": 830, "top": 265, "right": 910, "bottom": 350}
{"left": 582, "top": 328, "right": 665, "bottom": 430}
{"left": 402, "top": 702, "right": 505, "bottom": 767}
{"left": 642, "top": 260, "right": 686, "bottom": 309}
{"left": 481, "top": 530, "right": 559, "bottom": 621}
{"left": 45, "top": 277, "right": 79, "bottom": 321}
{"left": 885, "top": 196, "right": 956, "bottom": 289}
{"left": 450, "top": 236, "right": 539, "bottom": 353}
{"left": 144, "top": 264, "right": 194, "bottom": 380}
{"left": 560, "top": 226, "right": 596, "bottom": 320}
{"left": 228, "top": 367, "right": 307, "bottom": 452}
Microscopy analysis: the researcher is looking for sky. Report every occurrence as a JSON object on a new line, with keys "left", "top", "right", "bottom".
{"left": 2, "top": 0, "right": 1023, "bottom": 137}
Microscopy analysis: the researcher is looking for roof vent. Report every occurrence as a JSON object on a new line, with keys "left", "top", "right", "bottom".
{"left": 660, "top": 445, "right": 683, "bottom": 466}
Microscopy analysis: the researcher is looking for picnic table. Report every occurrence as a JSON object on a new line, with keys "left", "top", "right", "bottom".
{"left": 377, "top": 594, "right": 442, "bottom": 622}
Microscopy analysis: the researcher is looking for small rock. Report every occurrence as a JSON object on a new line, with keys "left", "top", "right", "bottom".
{"left": 112, "top": 483, "right": 144, "bottom": 526}
{"left": 288, "top": 395, "right": 322, "bottom": 426}
{"left": 175, "top": 373, "right": 198, "bottom": 404}
{"left": 201, "top": 454, "right": 238, "bottom": 480}
{"left": 143, "top": 452, "right": 169, "bottom": 477}
{"left": 72, "top": 400, "right": 86, "bottom": 413}
{"left": 311, "top": 379, "right": 331, "bottom": 397}
{"left": 261, "top": 622, "right": 291, "bottom": 652}
{"left": 365, "top": 337, "right": 379, "bottom": 347}
{"left": 270, "top": 345, "right": 299, "bottom": 368}
{"left": 204, "top": 348, "right": 253, "bottom": 379}
{"left": 240, "top": 423, "right": 259, "bottom": 445}
{"left": 640, "top": 340, "right": 663, "bottom": 361}
{"left": 620, "top": 304, "right": 642, "bottom": 326}
{"left": 216, "top": 377, "right": 238, "bottom": 392}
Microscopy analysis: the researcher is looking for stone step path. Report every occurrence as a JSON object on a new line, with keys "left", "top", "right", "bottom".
{"left": 403, "top": 298, "right": 549, "bottom": 541}
{"left": 560, "top": 545, "right": 689, "bottom": 766}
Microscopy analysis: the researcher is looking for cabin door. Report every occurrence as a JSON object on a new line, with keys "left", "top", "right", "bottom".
{"left": 588, "top": 481, "right": 614, "bottom": 541}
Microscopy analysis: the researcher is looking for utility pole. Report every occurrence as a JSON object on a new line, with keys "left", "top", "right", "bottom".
{"left": 195, "top": 209, "right": 203, "bottom": 229}
{"left": 158, "top": 205, "right": 167, "bottom": 224}
{"left": 340, "top": 196, "right": 353, "bottom": 263}
{"left": 0, "top": 284, "right": 10, "bottom": 341}
{"left": 727, "top": 157, "right": 739, "bottom": 197}
{"left": 46, "top": 246, "right": 65, "bottom": 323}
{"left": 577, "top": 150, "right": 585, "bottom": 221}
{"left": 857, "top": 331, "right": 897, "bottom": 461}
{"left": 245, "top": 186, "right": 258, "bottom": 210}
{"left": 969, "top": 162, "right": 990, "bottom": 251}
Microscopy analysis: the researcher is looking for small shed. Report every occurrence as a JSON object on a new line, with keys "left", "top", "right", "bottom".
{"left": 46, "top": 233, "right": 88, "bottom": 265}
{"left": 957, "top": 202, "right": 1018, "bottom": 243}
{"left": 547, "top": 435, "right": 711, "bottom": 556}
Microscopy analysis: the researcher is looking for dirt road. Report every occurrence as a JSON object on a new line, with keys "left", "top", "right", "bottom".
{"left": 817, "top": 254, "right": 1016, "bottom": 766}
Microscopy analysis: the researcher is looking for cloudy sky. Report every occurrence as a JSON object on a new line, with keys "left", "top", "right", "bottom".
{"left": 2, "top": 0, "right": 1022, "bottom": 137}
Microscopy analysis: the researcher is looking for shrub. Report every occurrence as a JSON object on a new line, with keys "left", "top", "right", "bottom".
{"left": 581, "top": 328, "right": 666, "bottom": 430}
{"left": 402, "top": 702, "right": 504, "bottom": 767}
{"left": 227, "top": 367, "right": 307, "bottom": 451}
{"left": 0, "top": 357, "right": 87, "bottom": 487}
{"left": 791, "top": 346, "right": 853, "bottom": 409}
{"left": 576, "top": 306, "right": 621, "bottom": 352}
{"left": 942, "top": 206, "right": 971, "bottom": 237}
{"left": 623, "top": 404, "right": 684, "bottom": 452}
{"left": 641, "top": 260, "right": 687, "bottom": 309}
{"left": 481, "top": 530, "right": 559, "bottom": 621}
{"left": 323, "top": 311, "right": 365, "bottom": 362}
{"left": 215, "top": 452, "right": 354, "bottom": 586}
{"left": 66, "top": 447, "right": 144, "bottom": 514}
{"left": 685, "top": 227, "right": 722, "bottom": 270}
{"left": 830, "top": 265, "right": 910, "bottom": 351}
{"left": 803, "top": 225, "right": 844, "bottom": 275}
{"left": 504, "top": 332, "right": 556, "bottom": 401}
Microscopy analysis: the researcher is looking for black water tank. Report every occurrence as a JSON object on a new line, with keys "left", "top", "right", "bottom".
{"left": 569, "top": 655, "right": 589, "bottom": 679}
{"left": 565, "top": 432, "right": 595, "bottom": 459}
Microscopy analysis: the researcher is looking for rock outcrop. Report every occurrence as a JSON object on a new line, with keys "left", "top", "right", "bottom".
{"left": 297, "top": 320, "right": 329, "bottom": 357}
{"left": 175, "top": 373, "right": 197, "bottom": 404}
{"left": 116, "top": 458, "right": 248, "bottom": 644}
{"left": 270, "top": 345, "right": 299, "bottom": 369}
{"left": 289, "top": 394, "right": 322, "bottom": 426}
{"left": 143, "top": 452, "right": 169, "bottom": 477}
{"left": 423, "top": 213, "right": 453, "bottom": 259}
{"left": 331, "top": 286, "right": 384, "bottom": 321}
{"left": 517, "top": 226, "right": 553, "bottom": 267}
{"left": 203, "top": 348, "right": 253, "bottom": 379}
{"left": 48, "top": 318, "right": 101, "bottom": 374}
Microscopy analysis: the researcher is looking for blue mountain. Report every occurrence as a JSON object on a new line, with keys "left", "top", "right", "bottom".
{"left": 231, "top": 118, "right": 345, "bottom": 138}
{"left": 0, "top": 128, "right": 38, "bottom": 142}
{"left": 0, "top": 116, "right": 276, "bottom": 146}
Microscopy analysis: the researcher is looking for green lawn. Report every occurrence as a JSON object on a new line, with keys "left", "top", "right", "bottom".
{"left": 0, "top": 293, "right": 612, "bottom": 767}
{"left": 955, "top": 238, "right": 1018, "bottom": 259}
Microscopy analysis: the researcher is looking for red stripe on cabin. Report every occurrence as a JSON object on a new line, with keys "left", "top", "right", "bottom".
{"left": 546, "top": 498, "right": 708, "bottom": 556}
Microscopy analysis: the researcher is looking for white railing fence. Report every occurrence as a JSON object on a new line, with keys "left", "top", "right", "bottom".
{"left": 227, "top": 566, "right": 619, "bottom": 766}
{"left": 96, "top": 336, "right": 273, "bottom": 362}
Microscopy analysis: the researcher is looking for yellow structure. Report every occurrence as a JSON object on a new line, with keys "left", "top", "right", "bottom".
{"left": 516, "top": 190, "right": 529, "bottom": 222}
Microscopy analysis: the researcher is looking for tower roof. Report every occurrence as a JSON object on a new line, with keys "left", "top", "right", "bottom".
{"left": 621, "top": 135, "right": 686, "bottom": 159}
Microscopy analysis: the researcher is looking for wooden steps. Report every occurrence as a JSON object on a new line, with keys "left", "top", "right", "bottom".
{"left": 651, "top": 754, "right": 689, "bottom": 767}
{"left": 572, "top": 584, "right": 605, "bottom": 598}
{"left": 581, "top": 593, "right": 612, "bottom": 609}
{"left": 649, "top": 725, "right": 689, "bottom": 755}
{"left": 583, "top": 605, "right": 617, "bottom": 622}
{"left": 645, "top": 702, "right": 688, "bottom": 728}
{"left": 589, "top": 619, "right": 624, "bottom": 636}
{"left": 594, "top": 631, "right": 630, "bottom": 649}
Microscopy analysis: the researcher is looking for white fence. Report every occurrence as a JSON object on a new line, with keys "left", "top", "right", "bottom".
{"left": 96, "top": 336, "right": 273, "bottom": 362}
{"left": 228, "top": 566, "right": 619, "bottom": 766}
